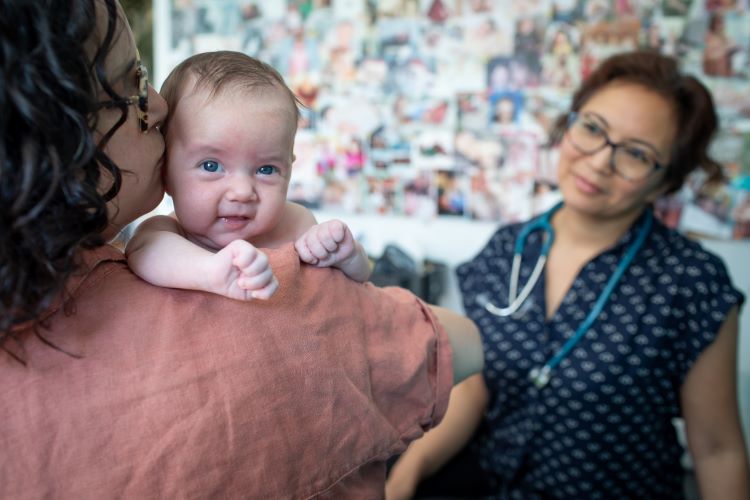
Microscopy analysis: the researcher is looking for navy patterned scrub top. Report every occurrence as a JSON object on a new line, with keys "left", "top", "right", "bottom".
{"left": 456, "top": 210, "right": 744, "bottom": 499}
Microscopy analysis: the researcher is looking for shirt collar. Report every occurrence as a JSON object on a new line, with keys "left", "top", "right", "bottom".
{"left": 607, "top": 207, "right": 653, "bottom": 255}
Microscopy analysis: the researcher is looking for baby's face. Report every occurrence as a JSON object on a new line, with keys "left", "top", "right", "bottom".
{"left": 165, "top": 84, "right": 296, "bottom": 250}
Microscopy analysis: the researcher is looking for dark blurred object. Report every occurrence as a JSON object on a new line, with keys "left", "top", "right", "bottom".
{"left": 370, "top": 245, "right": 446, "bottom": 304}
{"left": 121, "top": 0, "right": 152, "bottom": 72}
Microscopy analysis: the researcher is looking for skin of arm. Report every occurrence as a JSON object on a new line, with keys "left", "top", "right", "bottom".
{"left": 681, "top": 305, "right": 750, "bottom": 499}
{"left": 428, "top": 305, "right": 484, "bottom": 385}
{"left": 386, "top": 373, "right": 489, "bottom": 500}
{"left": 125, "top": 215, "right": 277, "bottom": 300}
{"left": 126, "top": 201, "right": 370, "bottom": 299}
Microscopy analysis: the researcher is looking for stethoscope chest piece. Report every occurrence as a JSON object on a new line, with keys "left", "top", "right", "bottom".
{"left": 529, "top": 365, "right": 551, "bottom": 389}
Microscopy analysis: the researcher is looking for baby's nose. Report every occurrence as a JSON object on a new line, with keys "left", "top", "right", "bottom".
{"left": 227, "top": 174, "right": 257, "bottom": 202}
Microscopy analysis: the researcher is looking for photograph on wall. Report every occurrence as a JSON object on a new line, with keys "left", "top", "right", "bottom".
{"left": 155, "top": 0, "right": 750, "bottom": 236}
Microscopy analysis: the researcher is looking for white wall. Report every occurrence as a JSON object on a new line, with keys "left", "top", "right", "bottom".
{"left": 314, "top": 211, "right": 750, "bottom": 453}
{"left": 701, "top": 239, "right": 750, "bottom": 454}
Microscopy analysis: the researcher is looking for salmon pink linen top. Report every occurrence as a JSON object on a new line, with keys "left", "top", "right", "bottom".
{"left": 1, "top": 243, "right": 452, "bottom": 499}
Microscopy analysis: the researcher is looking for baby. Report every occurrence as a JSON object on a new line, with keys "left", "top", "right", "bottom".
{"left": 126, "top": 51, "right": 370, "bottom": 299}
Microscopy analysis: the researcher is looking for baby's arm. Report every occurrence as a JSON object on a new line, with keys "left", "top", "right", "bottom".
{"left": 295, "top": 219, "right": 371, "bottom": 282}
{"left": 125, "top": 215, "right": 278, "bottom": 300}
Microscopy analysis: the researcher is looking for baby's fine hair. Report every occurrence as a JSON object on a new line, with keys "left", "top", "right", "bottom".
{"left": 160, "top": 51, "right": 302, "bottom": 134}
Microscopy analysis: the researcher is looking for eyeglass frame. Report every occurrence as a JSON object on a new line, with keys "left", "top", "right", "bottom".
{"left": 98, "top": 49, "right": 149, "bottom": 133}
{"left": 565, "top": 111, "right": 665, "bottom": 182}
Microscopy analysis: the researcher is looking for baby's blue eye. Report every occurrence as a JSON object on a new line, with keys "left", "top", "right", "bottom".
{"left": 257, "top": 165, "right": 278, "bottom": 175}
{"left": 201, "top": 160, "right": 221, "bottom": 172}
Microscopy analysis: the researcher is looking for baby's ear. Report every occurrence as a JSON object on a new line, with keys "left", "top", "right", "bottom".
{"left": 292, "top": 153, "right": 297, "bottom": 164}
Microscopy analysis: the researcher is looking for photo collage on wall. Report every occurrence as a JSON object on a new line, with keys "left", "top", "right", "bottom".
{"left": 162, "top": 0, "right": 750, "bottom": 237}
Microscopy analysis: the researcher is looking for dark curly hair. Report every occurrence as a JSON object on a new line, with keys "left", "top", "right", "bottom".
{"left": 1, "top": 0, "right": 131, "bottom": 357}
{"left": 549, "top": 50, "right": 723, "bottom": 194}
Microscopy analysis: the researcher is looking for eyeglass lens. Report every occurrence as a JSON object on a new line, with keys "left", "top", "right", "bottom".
{"left": 568, "top": 114, "right": 658, "bottom": 181}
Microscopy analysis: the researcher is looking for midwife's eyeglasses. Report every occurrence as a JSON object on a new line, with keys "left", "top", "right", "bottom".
{"left": 565, "top": 112, "right": 664, "bottom": 182}
{"left": 99, "top": 49, "right": 149, "bottom": 133}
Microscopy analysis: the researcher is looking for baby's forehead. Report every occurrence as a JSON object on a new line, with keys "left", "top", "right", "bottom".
{"left": 183, "top": 78, "right": 295, "bottom": 115}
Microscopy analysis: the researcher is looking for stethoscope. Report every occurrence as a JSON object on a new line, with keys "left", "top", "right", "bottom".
{"left": 481, "top": 202, "right": 654, "bottom": 388}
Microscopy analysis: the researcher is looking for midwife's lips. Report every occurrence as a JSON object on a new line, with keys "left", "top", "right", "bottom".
{"left": 574, "top": 174, "right": 604, "bottom": 195}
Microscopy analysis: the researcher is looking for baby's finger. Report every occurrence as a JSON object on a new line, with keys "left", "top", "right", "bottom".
{"left": 238, "top": 267, "right": 276, "bottom": 291}
{"left": 227, "top": 240, "right": 260, "bottom": 268}
{"left": 250, "top": 276, "right": 279, "bottom": 300}
{"left": 327, "top": 220, "right": 347, "bottom": 243}
{"left": 307, "top": 236, "right": 335, "bottom": 260}
{"left": 295, "top": 239, "right": 319, "bottom": 265}
{"left": 237, "top": 250, "right": 270, "bottom": 277}
{"left": 318, "top": 225, "right": 341, "bottom": 253}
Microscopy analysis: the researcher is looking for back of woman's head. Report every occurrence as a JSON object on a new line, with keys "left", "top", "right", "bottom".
{"left": 550, "top": 50, "right": 722, "bottom": 194}
{"left": 0, "top": 0, "right": 124, "bottom": 351}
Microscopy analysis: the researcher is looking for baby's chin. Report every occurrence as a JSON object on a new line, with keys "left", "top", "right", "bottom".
{"left": 198, "top": 231, "right": 273, "bottom": 252}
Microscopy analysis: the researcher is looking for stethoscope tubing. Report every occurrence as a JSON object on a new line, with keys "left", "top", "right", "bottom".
{"left": 483, "top": 254, "right": 547, "bottom": 317}
{"left": 483, "top": 202, "right": 654, "bottom": 388}
{"left": 541, "top": 209, "right": 652, "bottom": 372}
{"left": 484, "top": 202, "right": 559, "bottom": 317}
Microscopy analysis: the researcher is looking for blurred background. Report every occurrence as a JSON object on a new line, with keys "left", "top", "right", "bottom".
{"left": 124, "top": 0, "right": 750, "bottom": 237}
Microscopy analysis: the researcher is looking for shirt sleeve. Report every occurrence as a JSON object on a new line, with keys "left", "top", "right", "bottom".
{"left": 358, "top": 284, "right": 454, "bottom": 451}
{"left": 673, "top": 246, "right": 745, "bottom": 383}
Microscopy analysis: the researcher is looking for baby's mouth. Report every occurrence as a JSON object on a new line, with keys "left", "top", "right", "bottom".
{"left": 220, "top": 216, "right": 251, "bottom": 229}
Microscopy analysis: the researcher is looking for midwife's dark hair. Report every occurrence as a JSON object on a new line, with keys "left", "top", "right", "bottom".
{"left": 549, "top": 50, "right": 723, "bottom": 194}
{"left": 1, "top": 0, "right": 130, "bottom": 356}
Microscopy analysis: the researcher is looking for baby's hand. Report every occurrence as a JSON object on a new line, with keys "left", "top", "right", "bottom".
{"left": 209, "top": 239, "right": 278, "bottom": 301}
{"left": 295, "top": 219, "right": 357, "bottom": 269}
